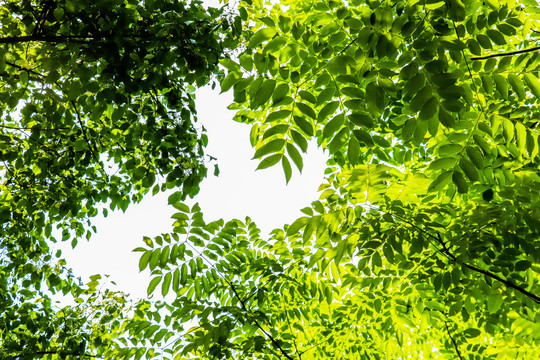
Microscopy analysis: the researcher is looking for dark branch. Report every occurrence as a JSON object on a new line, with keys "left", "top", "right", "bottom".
{"left": 8, "top": 351, "right": 98, "bottom": 360}
{"left": 228, "top": 282, "right": 295, "bottom": 360}
{"left": 392, "top": 212, "right": 540, "bottom": 304}
{"left": 463, "top": 262, "right": 540, "bottom": 303}
{"left": 0, "top": 35, "right": 94, "bottom": 44}
{"left": 445, "top": 322, "right": 463, "bottom": 360}
{"left": 471, "top": 46, "right": 540, "bottom": 60}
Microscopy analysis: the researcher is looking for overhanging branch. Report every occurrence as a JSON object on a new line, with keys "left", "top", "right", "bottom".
{"left": 471, "top": 46, "right": 540, "bottom": 60}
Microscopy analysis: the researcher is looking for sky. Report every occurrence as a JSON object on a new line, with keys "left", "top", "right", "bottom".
{"left": 56, "top": 86, "right": 328, "bottom": 300}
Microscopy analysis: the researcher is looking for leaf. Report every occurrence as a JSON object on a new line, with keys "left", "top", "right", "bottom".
{"left": 494, "top": 74, "right": 508, "bottom": 99}
{"left": 459, "top": 158, "right": 479, "bottom": 182}
{"left": 438, "top": 108, "right": 456, "bottom": 128}
{"left": 523, "top": 73, "right": 540, "bottom": 98}
{"left": 323, "top": 114, "right": 345, "bottom": 139}
{"left": 161, "top": 272, "right": 172, "bottom": 296}
{"left": 249, "top": 28, "right": 277, "bottom": 48}
{"left": 286, "top": 142, "right": 303, "bottom": 171}
{"left": 418, "top": 97, "right": 438, "bottom": 121}
{"left": 293, "top": 116, "right": 314, "bottom": 136}
{"left": 466, "top": 146, "right": 484, "bottom": 169}
{"left": 318, "top": 101, "right": 340, "bottom": 122}
{"left": 256, "top": 154, "right": 282, "bottom": 170}
{"left": 486, "top": 29, "right": 506, "bottom": 45}
{"left": 262, "top": 124, "right": 289, "bottom": 140}
{"left": 147, "top": 276, "right": 162, "bottom": 296}
{"left": 282, "top": 156, "right": 292, "bottom": 183}
{"left": 515, "top": 260, "right": 531, "bottom": 271}
{"left": 428, "top": 171, "right": 453, "bottom": 192}
{"left": 327, "top": 55, "right": 356, "bottom": 74}
{"left": 272, "top": 83, "right": 290, "bottom": 104}
{"left": 476, "top": 34, "right": 492, "bottom": 49}
{"left": 286, "top": 217, "right": 308, "bottom": 236}
{"left": 508, "top": 74, "right": 526, "bottom": 99}
{"left": 139, "top": 251, "right": 152, "bottom": 271}
{"left": 347, "top": 137, "right": 360, "bottom": 165}
{"left": 290, "top": 130, "right": 308, "bottom": 152}
{"left": 502, "top": 119, "right": 514, "bottom": 143}
{"left": 452, "top": 170, "right": 469, "bottom": 193}
{"left": 253, "top": 139, "right": 285, "bottom": 159}
{"left": 429, "top": 157, "right": 458, "bottom": 170}
{"left": 410, "top": 86, "right": 433, "bottom": 113}
{"left": 296, "top": 102, "right": 317, "bottom": 119}
{"left": 252, "top": 79, "right": 276, "bottom": 108}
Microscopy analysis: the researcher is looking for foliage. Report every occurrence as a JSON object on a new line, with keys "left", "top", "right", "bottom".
{"left": 0, "top": 0, "right": 239, "bottom": 358}
{"left": 133, "top": 0, "right": 540, "bottom": 359}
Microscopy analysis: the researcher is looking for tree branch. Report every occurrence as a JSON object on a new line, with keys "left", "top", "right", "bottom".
{"left": 392, "top": 212, "right": 540, "bottom": 304}
{"left": 228, "top": 282, "right": 294, "bottom": 360}
{"left": 0, "top": 35, "right": 94, "bottom": 44}
{"left": 471, "top": 46, "right": 540, "bottom": 60}
{"left": 445, "top": 322, "right": 463, "bottom": 360}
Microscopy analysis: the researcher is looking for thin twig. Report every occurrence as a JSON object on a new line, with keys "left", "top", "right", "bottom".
{"left": 229, "top": 282, "right": 295, "bottom": 360}
{"left": 471, "top": 46, "right": 540, "bottom": 60}
{"left": 393, "top": 212, "right": 540, "bottom": 304}
{"left": 445, "top": 322, "right": 463, "bottom": 360}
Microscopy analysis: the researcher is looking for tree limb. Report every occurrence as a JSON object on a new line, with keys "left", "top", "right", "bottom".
{"left": 471, "top": 46, "right": 540, "bottom": 60}
{"left": 445, "top": 322, "right": 463, "bottom": 360}
{"left": 228, "top": 282, "right": 295, "bottom": 360}
{"left": 393, "top": 212, "right": 540, "bottom": 304}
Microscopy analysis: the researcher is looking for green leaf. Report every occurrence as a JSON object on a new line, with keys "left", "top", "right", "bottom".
{"left": 466, "top": 146, "right": 484, "bottom": 169}
{"left": 318, "top": 101, "right": 340, "bottom": 122}
{"left": 508, "top": 74, "right": 526, "bottom": 99}
{"left": 515, "top": 260, "right": 532, "bottom": 271}
{"left": 523, "top": 73, "right": 540, "bottom": 98}
{"left": 296, "top": 102, "right": 317, "bottom": 119}
{"left": 494, "top": 75, "right": 508, "bottom": 99}
{"left": 418, "top": 97, "right": 438, "bottom": 121}
{"left": 290, "top": 130, "right": 308, "bottom": 152}
{"left": 253, "top": 139, "right": 285, "bottom": 159}
{"left": 286, "top": 217, "right": 308, "bottom": 236}
{"left": 323, "top": 114, "right": 345, "bottom": 139}
{"left": 486, "top": 29, "right": 506, "bottom": 45}
{"left": 262, "top": 124, "right": 289, "bottom": 140}
{"left": 293, "top": 116, "right": 314, "bottom": 136}
{"left": 452, "top": 170, "right": 469, "bottom": 193}
{"left": 161, "top": 272, "right": 172, "bottom": 296}
{"left": 272, "top": 83, "right": 290, "bottom": 104}
{"left": 139, "top": 251, "right": 152, "bottom": 271}
{"left": 476, "top": 34, "right": 492, "bottom": 49}
{"left": 149, "top": 249, "right": 161, "bottom": 270}
{"left": 53, "top": 7, "right": 64, "bottom": 20}
{"left": 429, "top": 157, "right": 458, "bottom": 170}
{"left": 282, "top": 156, "right": 292, "bottom": 183}
{"left": 252, "top": 79, "right": 276, "bottom": 108}
{"left": 438, "top": 108, "right": 456, "bottom": 128}
{"left": 286, "top": 142, "right": 303, "bottom": 171}
{"left": 220, "top": 71, "right": 242, "bottom": 93}
{"left": 249, "top": 28, "right": 277, "bottom": 48}
{"left": 459, "top": 158, "right": 479, "bottom": 182}
{"left": 147, "top": 276, "right": 162, "bottom": 296}
{"left": 326, "top": 55, "right": 356, "bottom": 75}
{"left": 428, "top": 171, "right": 453, "bottom": 192}
{"left": 347, "top": 137, "right": 360, "bottom": 165}
{"left": 257, "top": 154, "right": 282, "bottom": 170}
{"left": 410, "top": 86, "right": 433, "bottom": 113}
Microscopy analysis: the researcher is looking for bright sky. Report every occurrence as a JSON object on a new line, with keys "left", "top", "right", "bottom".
{"left": 57, "top": 87, "right": 328, "bottom": 300}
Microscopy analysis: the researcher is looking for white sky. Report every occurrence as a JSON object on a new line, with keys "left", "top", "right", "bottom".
{"left": 57, "top": 87, "right": 328, "bottom": 300}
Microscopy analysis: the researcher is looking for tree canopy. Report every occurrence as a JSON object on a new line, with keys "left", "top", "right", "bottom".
{"left": 2, "top": 0, "right": 540, "bottom": 359}
{"left": 0, "top": 0, "right": 238, "bottom": 358}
